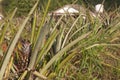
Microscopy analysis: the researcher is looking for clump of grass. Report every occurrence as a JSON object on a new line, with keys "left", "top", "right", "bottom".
{"left": 0, "top": 0, "right": 120, "bottom": 80}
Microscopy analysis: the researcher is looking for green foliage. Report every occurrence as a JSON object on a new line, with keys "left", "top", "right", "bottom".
{"left": 2, "top": 0, "right": 37, "bottom": 16}
{"left": 0, "top": 0, "right": 120, "bottom": 80}
{"left": 1, "top": 0, "right": 120, "bottom": 16}
{"left": 2, "top": 0, "right": 84, "bottom": 16}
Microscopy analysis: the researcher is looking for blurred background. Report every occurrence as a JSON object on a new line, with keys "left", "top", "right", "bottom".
{"left": 1, "top": 0, "right": 120, "bottom": 16}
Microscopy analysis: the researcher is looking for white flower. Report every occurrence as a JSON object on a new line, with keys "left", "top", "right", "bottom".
{"left": 95, "top": 4, "right": 104, "bottom": 13}
{"left": 54, "top": 5, "right": 79, "bottom": 14}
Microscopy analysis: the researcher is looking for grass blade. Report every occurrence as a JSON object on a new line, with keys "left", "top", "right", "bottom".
{"left": 0, "top": 1, "right": 39, "bottom": 79}
{"left": 40, "top": 31, "right": 91, "bottom": 74}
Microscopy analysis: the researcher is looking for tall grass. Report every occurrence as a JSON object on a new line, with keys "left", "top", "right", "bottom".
{"left": 0, "top": 0, "right": 120, "bottom": 80}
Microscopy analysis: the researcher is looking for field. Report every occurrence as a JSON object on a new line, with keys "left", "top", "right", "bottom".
{"left": 0, "top": 0, "right": 120, "bottom": 80}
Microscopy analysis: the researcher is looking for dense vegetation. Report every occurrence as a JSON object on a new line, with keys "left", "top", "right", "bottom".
{"left": 2, "top": 0, "right": 120, "bottom": 16}
{"left": 0, "top": 0, "right": 120, "bottom": 80}
{"left": 2, "top": 0, "right": 37, "bottom": 16}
